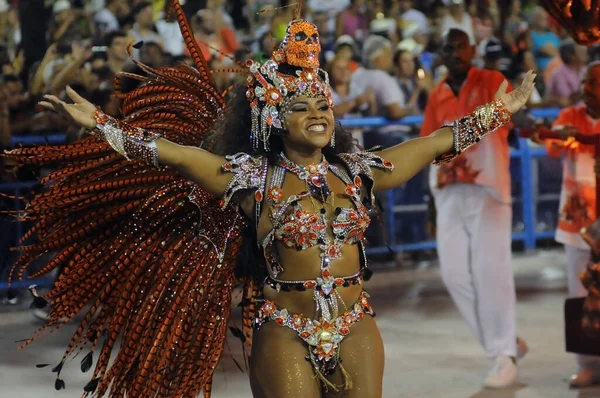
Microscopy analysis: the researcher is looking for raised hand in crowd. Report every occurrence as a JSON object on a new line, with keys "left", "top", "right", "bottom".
{"left": 30, "top": 43, "right": 58, "bottom": 97}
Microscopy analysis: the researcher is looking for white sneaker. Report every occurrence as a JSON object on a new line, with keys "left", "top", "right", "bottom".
{"left": 484, "top": 356, "right": 518, "bottom": 389}
{"left": 32, "top": 307, "right": 53, "bottom": 322}
{"left": 517, "top": 337, "right": 529, "bottom": 360}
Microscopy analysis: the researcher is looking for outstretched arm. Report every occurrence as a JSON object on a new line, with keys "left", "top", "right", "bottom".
{"left": 372, "top": 71, "right": 536, "bottom": 192}
{"left": 38, "top": 87, "right": 233, "bottom": 197}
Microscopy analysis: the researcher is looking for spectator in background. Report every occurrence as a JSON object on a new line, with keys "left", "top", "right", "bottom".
{"left": 5, "top": 74, "right": 63, "bottom": 135}
{"left": 481, "top": 37, "right": 512, "bottom": 76}
{"left": 128, "top": 2, "right": 164, "bottom": 50}
{"left": 254, "top": 31, "right": 276, "bottom": 63}
{"left": 270, "top": 0, "right": 295, "bottom": 42}
{"left": 336, "top": 0, "right": 368, "bottom": 44}
{"left": 470, "top": 0, "right": 499, "bottom": 44}
{"left": 46, "top": 42, "right": 93, "bottom": 96}
{"left": 140, "top": 42, "right": 169, "bottom": 68}
{"left": 439, "top": 0, "right": 475, "bottom": 45}
{"left": 252, "top": 2, "right": 275, "bottom": 45}
{"left": 94, "top": 0, "right": 129, "bottom": 36}
{"left": 308, "top": 0, "right": 349, "bottom": 33}
{"left": 528, "top": 6, "right": 560, "bottom": 72}
{"left": 368, "top": 13, "right": 397, "bottom": 43}
{"left": 187, "top": 9, "right": 239, "bottom": 61}
{"left": 29, "top": 44, "right": 58, "bottom": 97}
{"left": 331, "top": 34, "right": 360, "bottom": 71}
{"left": 49, "top": 0, "right": 94, "bottom": 44}
{"left": 589, "top": 44, "right": 600, "bottom": 62}
{"left": 547, "top": 40, "right": 587, "bottom": 105}
{"left": 393, "top": 48, "right": 431, "bottom": 112}
{"left": 398, "top": 23, "right": 435, "bottom": 73}
{"left": 327, "top": 55, "right": 376, "bottom": 119}
{"left": 510, "top": 49, "right": 568, "bottom": 108}
{"left": 397, "top": 0, "right": 429, "bottom": 36}
{"left": 89, "top": 86, "right": 120, "bottom": 118}
{"left": 312, "top": 11, "right": 336, "bottom": 63}
{"left": 155, "top": 1, "right": 185, "bottom": 57}
{"left": 0, "top": 1, "right": 21, "bottom": 55}
{"left": 351, "top": 34, "right": 411, "bottom": 122}
{"left": 421, "top": 28, "right": 527, "bottom": 389}
{"left": 104, "top": 30, "right": 129, "bottom": 76}
{"left": 503, "top": 0, "right": 525, "bottom": 49}
{"left": 208, "top": 0, "right": 235, "bottom": 28}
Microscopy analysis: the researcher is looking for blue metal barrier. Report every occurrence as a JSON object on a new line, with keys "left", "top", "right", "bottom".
{"left": 0, "top": 108, "right": 562, "bottom": 289}
{"left": 337, "top": 108, "right": 561, "bottom": 254}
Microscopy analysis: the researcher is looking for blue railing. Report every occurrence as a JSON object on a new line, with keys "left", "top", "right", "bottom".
{"left": 0, "top": 108, "right": 561, "bottom": 289}
{"left": 339, "top": 108, "right": 561, "bottom": 254}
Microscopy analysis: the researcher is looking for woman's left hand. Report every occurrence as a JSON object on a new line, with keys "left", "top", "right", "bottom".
{"left": 495, "top": 69, "right": 536, "bottom": 114}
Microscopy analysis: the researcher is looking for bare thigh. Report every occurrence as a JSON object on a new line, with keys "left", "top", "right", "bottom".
{"left": 249, "top": 321, "right": 322, "bottom": 398}
{"left": 325, "top": 315, "right": 385, "bottom": 398}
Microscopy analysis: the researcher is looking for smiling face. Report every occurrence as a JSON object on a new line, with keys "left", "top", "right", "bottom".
{"left": 283, "top": 95, "right": 334, "bottom": 150}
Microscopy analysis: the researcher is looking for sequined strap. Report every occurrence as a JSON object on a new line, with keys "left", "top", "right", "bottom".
{"left": 93, "top": 110, "right": 162, "bottom": 167}
{"left": 336, "top": 152, "right": 395, "bottom": 180}
{"left": 336, "top": 152, "right": 394, "bottom": 208}
{"left": 220, "top": 152, "right": 267, "bottom": 209}
{"left": 265, "top": 269, "right": 363, "bottom": 293}
{"left": 434, "top": 98, "right": 511, "bottom": 165}
{"left": 254, "top": 159, "right": 269, "bottom": 233}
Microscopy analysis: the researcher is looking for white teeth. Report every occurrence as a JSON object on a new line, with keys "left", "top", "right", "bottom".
{"left": 308, "top": 124, "right": 325, "bottom": 132}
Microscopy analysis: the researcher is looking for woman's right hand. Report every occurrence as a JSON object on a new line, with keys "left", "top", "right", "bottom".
{"left": 39, "top": 86, "right": 98, "bottom": 130}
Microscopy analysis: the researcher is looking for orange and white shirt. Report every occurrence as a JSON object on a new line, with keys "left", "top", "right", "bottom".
{"left": 550, "top": 104, "right": 600, "bottom": 249}
{"left": 420, "top": 67, "right": 513, "bottom": 204}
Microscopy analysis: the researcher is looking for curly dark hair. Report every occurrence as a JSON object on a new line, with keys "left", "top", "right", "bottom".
{"left": 202, "top": 66, "right": 357, "bottom": 281}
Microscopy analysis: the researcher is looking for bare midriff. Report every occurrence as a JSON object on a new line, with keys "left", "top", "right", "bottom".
{"left": 262, "top": 242, "right": 364, "bottom": 317}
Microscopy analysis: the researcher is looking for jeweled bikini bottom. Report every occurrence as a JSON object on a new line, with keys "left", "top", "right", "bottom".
{"left": 254, "top": 290, "right": 375, "bottom": 392}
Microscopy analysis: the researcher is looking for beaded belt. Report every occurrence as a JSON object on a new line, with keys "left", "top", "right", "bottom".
{"left": 264, "top": 269, "right": 363, "bottom": 293}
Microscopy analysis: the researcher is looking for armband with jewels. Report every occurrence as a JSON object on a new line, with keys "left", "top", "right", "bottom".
{"left": 433, "top": 98, "right": 511, "bottom": 165}
{"left": 93, "top": 110, "right": 162, "bottom": 168}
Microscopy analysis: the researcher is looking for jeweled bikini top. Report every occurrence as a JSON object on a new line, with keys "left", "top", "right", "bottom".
{"left": 219, "top": 151, "right": 395, "bottom": 281}
{"left": 262, "top": 154, "right": 369, "bottom": 278}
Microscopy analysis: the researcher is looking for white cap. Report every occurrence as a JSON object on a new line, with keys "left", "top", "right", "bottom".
{"left": 53, "top": 0, "right": 71, "bottom": 14}
{"left": 396, "top": 38, "right": 417, "bottom": 53}
{"left": 442, "top": 0, "right": 463, "bottom": 5}
{"left": 401, "top": 21, "right": 425, "bottom": 38}
{"left": 335, "top": 34, "right": 356, "bottom": 47}
{"left": 362, "top": 34, "right": 392, "bottom": 66}
{"left": 369, "top": 18, "right": 395, "bottom": 34}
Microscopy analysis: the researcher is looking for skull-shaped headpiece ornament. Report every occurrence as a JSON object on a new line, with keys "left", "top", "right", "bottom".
{"left": 273, "top": 20, "right": 321, "bottom": 68}
{"left": 245, "top": 19, "right": 333, "bottom": 151}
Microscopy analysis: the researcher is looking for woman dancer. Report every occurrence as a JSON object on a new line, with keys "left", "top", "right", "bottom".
{"left": 5, "top": 2, "right": 535, "bottom": 397}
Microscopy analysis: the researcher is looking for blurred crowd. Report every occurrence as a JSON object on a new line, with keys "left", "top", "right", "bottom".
{"left": 0, "top": 0, "right": 595, "bottom": 183}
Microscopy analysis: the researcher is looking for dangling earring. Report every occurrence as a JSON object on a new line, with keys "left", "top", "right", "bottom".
{"left": 330, "top": 129, "right": 335, "bottom": 148}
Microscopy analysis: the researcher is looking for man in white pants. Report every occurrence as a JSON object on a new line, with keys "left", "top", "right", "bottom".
{"left": 544, "top": 61, "right": 600, "bottom": 387}
{"left": 420, "top": 28, "right": 527, "bottom": 388}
